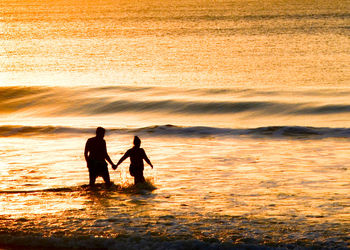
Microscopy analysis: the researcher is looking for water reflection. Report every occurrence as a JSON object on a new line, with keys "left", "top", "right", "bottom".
{"left": 0, "top": 134, "right": 349, "bottom": 247}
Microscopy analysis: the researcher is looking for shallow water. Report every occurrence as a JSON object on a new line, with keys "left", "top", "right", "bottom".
{"left": 0, "top": 133, "right": 349, "bottom": 248}
{"left": 1, "top": 0, "right": 350, "bottom": 248}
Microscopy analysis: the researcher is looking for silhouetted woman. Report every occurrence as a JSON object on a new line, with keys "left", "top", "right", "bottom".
{"left": 114, "top": 136, "right": 153, "bottom": 184}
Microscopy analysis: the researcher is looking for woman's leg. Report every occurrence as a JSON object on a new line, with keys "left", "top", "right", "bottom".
{"left": 134, "top": 171, "right": 145, "bottom": 184}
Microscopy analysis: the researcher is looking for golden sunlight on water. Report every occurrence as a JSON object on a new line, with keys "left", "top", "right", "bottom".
{"left": 0, "top": 134, "right": 349, "bottom": 247}
{"left": 0, "top": 135, "right": 348, "bottom": 221}
{"left": 2, "top": 0, "right": 349, "bottom": 87}
{"left": 1, "top": 0, "right": 350, "bottom": 248}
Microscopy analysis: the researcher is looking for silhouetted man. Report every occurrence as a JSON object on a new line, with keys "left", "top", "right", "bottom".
{"left": 84, "top": 127, "right": 115, "bottom": 187}
{"left": 114, "top": 136, "right": 153, "bottom": 184}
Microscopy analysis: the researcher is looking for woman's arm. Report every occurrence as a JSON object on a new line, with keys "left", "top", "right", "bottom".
{"left": 115, "top": 150, "right": 130, "bottom": 168}
{"left": 143, "top": 149, "right": 153, "bottom": 168}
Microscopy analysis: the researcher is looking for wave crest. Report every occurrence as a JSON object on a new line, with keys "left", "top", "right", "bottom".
{"left": 2, "top": 124, "right": 350, "bottom": 139}
{"left": 2, "top": 86, "right": 350, "bottom": 117}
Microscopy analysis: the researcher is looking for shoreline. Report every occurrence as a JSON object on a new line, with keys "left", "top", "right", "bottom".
{"left": 0, "top": 232, "right": 348, "bottom": 250}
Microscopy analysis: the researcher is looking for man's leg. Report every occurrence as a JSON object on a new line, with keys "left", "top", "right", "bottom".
{"left": 102, "top": 169, "right": 111, "bottom": 187}
{"left": 89, "top": 170, "right": 97, "bottom": 187}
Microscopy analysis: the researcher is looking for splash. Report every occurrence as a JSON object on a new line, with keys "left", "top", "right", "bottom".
{"left": 117, "top": 179, "right": 157, "bottom": 193}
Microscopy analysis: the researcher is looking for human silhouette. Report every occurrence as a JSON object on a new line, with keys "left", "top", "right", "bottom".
{"left": 84, "top": 127, "right": 115, "bottom": 187}
{"left": 114, "top": 136, "right": 153, "bottom": 184}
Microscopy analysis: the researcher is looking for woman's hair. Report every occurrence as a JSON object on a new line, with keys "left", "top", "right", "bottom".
{"left": 96, "top": 127, "right": 105, "bottom": 137}
{"left": 133, "top": 136, "right": 141, "bottom": 147}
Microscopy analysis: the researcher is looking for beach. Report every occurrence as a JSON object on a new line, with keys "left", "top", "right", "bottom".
{"left": 1, "top": 0, "right": 350, "bottom": 248}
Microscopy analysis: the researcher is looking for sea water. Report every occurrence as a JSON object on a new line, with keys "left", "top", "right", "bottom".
{"left": 1, "top": 0, "right": 349, "bottom": 249}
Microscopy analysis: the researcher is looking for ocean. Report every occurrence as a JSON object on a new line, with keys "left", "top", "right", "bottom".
{"left": 1, "top": 0, "right": 350, "bottom": 249}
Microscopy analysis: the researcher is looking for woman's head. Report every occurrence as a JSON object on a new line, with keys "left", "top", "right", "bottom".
{"left": 133, "top": 136, "right": 141, "bottom": 147}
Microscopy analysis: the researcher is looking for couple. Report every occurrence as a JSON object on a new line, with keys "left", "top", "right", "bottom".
{"left": 84, "top": 127, "right": 153, "bottom": 187}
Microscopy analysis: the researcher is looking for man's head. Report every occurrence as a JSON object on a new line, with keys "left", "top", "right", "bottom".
{"left": 96, "top": 127, "right": 105, "bottom": 138}
{"left": 133, "top": 136, "right": 141, "bottom": 148}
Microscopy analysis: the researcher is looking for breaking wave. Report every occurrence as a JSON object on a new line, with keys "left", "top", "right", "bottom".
{"left": 0, "top": 125, "right": 94, "bottom": 136}
{"left": 2, "top": 86, "right": 350, "bottom": 116}
{"left": 130, "top": 125, "right": 350, "bottom": 139}
{"left": 2, "top": 124, "right": 350, "bottom": 139}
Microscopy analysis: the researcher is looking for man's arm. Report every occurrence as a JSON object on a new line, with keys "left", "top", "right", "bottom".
{"left": 84, "top": 140, "right": 90, "bottom": 163}
{"left": 105, "top": 153, "right": 114, "bottom": 166}
{"left": 104, "top": 141, "right": 114, "bottom": 166}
